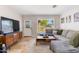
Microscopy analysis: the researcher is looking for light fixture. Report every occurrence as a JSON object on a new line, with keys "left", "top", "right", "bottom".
{"left": 52, "top": 5, "right": 57, "bottom": 8}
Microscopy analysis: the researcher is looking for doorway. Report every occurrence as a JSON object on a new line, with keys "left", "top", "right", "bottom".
{"left": 23, "top": 20, "right": 32, "bottom": 36}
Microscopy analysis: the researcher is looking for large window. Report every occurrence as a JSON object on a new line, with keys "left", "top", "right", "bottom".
{"left": 38, "top": 18, "right": 54, "bottom": 33}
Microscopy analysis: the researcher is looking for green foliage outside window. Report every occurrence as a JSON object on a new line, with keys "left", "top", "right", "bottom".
{"left": 38, "top": 19, "right": 53, "bottom": 32}
{"left": 39, "top": 19, "right": 48, "bottom": 27}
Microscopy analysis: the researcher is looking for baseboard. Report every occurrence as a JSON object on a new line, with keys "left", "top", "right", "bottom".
{"left": 24, "top": 36, "right": 32, "bottom": 37}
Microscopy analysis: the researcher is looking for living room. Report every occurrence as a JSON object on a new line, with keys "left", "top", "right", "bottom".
{"left": 0, "top": 5, "right": 79, "bottom": 53}
{"left": 0, "top": 0, "right": 79, "bottom": 58}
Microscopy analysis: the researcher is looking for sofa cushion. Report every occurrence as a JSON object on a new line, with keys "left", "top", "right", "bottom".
{"left": 62, "top": 30, "right": 69, "bottom": 37}
{"left": 54, "top": 35, "right": 68, "bottom": 41}
{"left": 51, "top": 41, "right": 78, "bottom": 53}
{"left": 66, "top": 31, "right": 76, "bottom": 39}
{"left": 53, "top": 30, "right": 57, "bottom": 35}
{"left": 69, "top": 33, "right": 79, "bottom": 47}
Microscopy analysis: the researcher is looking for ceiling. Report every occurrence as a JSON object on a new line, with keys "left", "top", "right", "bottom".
{"left": 8, "top": 5, "right": 79, "bottom": 15}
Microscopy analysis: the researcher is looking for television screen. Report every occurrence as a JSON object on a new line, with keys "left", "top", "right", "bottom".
{"left": 2, "top": 20, "right": 13, "bottom": 34}
{"left": 1, "top": 17, "right": 20, "bottom": 34}
{"left": 13, "top": 20, "right": 20, "bottom": 32}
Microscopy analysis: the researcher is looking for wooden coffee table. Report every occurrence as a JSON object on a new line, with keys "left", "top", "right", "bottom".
{"left": 36, "top": 36, "right": 56, "bottom": 45}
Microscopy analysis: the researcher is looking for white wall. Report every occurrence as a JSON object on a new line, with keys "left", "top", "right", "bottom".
{"left": 22, "top": 15, "right": 60, "bottom": 37}
{"left": 60, "top": 7, "right": 79, "bottom": 31}
{"left": 0, "top": 6, "right": 22, "bottom": 31}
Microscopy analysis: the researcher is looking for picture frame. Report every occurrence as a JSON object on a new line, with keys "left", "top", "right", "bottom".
{"left": 66, "top": 17, "right": 68, "bottom": 23}
{"left": 69, "top": 16, "right": 71, "bottom": 22}
{"left": 61, "top": 18, "right": 64, "bottom": 23}
{"left": 74, "top": 12, "right": 79, "bottom": 22}
{"left": 66, "top": 16, "right": 71, "bottom": 23}
{"left": 25, "top": 21, "right": 31, "bottom": 28}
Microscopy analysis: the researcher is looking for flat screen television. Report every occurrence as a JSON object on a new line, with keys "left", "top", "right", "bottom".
{"left": 13, "top": 20, "right": 20, "bottom": 32}
{"left": 1, "top": 17, "right": 13, "bottom": 34}
{"left": 1, "top": 17, "right": 20, "bottom": 34}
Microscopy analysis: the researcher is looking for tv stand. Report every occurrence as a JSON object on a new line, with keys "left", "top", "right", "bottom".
{"left": 3, "top": 31, "right": 22, "bottom": 48}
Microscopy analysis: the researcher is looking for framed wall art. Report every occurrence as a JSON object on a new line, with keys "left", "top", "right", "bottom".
{"left": 66, "top": 16, "right": 71, "bottom": 23}
{"left": 25, "top": 21, "right": 31, "bottom": 28}
{"left": 61, "top": 18, "right": 64, "bottom": 23}
{"left": 67, "top": 16, "right": 71, "bottom": 23}
{"left": 66, "top": 17, "right": 68, "bottom": 23}
{"left": 74, "top": 12, "right": 79, "bottom": 22}
{"left": 69, "top": 16, "right": 71, "bottom": 22}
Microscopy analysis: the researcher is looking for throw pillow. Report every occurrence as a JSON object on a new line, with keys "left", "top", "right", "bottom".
{"left": 66, "top": 31, "right": 76, "bottom": 39}
{"left": 57, "top": 30, "right": 63, "bottom": 35}
{"left": 69, "top": 33, "right": 79, "bottom": 47}
{"left": 62, "top": 30, "right": 68, "bottom": 37}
